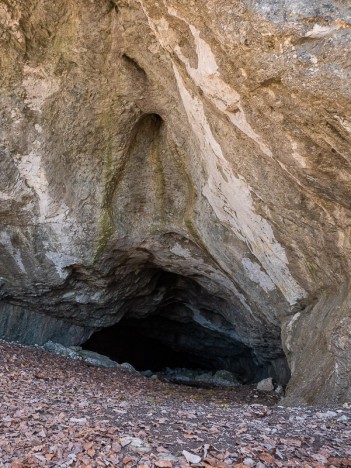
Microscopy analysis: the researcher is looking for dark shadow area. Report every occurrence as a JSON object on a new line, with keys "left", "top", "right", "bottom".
{"left": 83, "top": 320, "right": 208, "bottom": 372}
{"left": 77, "top": 268, "right": 291, "bottom": 386}
{"left": 82, "top": 314, "right": 273, "bottom": 383}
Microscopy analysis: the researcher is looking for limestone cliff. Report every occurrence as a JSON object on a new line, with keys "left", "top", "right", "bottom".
{"left": 0, "top": 0, "right": 351, "bottom": 403}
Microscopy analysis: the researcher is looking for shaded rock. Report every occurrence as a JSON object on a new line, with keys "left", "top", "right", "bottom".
{"left": 43, "top": 342, "right": 119, "bottom": 368}
{"left": 76, "top": 350, "right": 119, "bottom": 368}
{"left": 163, "top": 368, "right": 240, "bottom": 388}
{"left": 141, "top": 370, "right": 154, "bottom": 378}
{"left": 257, "top": 378, "right": 274, "bottom": 392}
{"left": 214, "top": 370, "right": 240, "bottom": 386}
{"left": 0, "top": 305, "right": 92, "bottom": 347}
{"left": 195, "top": 372, "right": 213, "bottom": 382}
{"left": 120, "top": 362, "right": 137, "bottom": 372}
{"left": 70, "top": 346, "right": 83, "bottom": 352}
{"left": 282, "top": 286, "right": 351, "bottom": 404}
{"left": 43, "top": 341, "right": 81, "bottom": 361}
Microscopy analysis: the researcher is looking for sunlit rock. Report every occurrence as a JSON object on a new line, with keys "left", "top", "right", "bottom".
{"left": 0, "top": 0, "right": 351, "bottom": 404}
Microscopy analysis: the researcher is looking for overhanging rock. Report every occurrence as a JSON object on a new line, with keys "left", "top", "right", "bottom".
{"left": 1, "top": 0, "right": 351, "bottom": 404}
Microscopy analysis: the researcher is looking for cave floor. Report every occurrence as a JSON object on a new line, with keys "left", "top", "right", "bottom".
{"left": 0, "top": 341, "right": 350, "bottom": 467}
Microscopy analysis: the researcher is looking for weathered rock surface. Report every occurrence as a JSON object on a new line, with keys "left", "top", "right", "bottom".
{"left": 76, "top": 349, "right": 120, "bottom": 368}
{"left": 0, "top": 0, "right": 351, "bottom": 403}
{"left": 43, "top": 341, "right": 120, "bottom": 367}
{"left": 162, "top": 368, "right": 240, "bottom": 388}
{"left": 257, "top": 377, "right": 274, "bottom": 392}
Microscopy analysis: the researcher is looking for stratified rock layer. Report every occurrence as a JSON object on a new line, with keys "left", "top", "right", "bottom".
{"left": 0, "top": 0, "right": 351, "bottom": 403}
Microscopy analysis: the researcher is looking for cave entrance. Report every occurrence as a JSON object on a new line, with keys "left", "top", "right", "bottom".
{"left": 80, "top": 271, "right": 291, "bottom": 386}
{"left": 82, "top": 313, "right": 269, "bottom": 384}
{"left": 82, "top": 318, "right": 208, "bottom": 373}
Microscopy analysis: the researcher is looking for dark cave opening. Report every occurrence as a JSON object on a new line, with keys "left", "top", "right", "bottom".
{"left": 83, "top": 319, "right": 209, "bottom": 373}
{"left": 79, "top": 270, "right": 291, "bottom": 386}
{"left": 82, "top": 313, "right": 275, "bottom": 384}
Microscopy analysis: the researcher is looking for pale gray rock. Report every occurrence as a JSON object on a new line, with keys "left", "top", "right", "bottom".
{"left": 337, "top": 415, "right": 349, "bottom": 423}
{"left": 282, "top": 285, "right": 351, "bottom": 404}
{"left": 157, "top": 454, "right": 180, "bottom": 464}
{"left": 0, "top": 0, "right": 350, "bottom": 404}
{"left": 119, "top": 437, "right": 151, "bottom": 454}
{"left": 76, "top": 349, "right": 119, "bottom": 368}
{"left": 316, "top": 411, "right": 338, "bottom": 419}
{"left": 43, "top": 341, "right": 119, "bottom": 367}
{"left": 43, "top": 341, "right": 81, "bottom": 360}
{"left": 182, "top": 450, "right": 201, "bottom": 465}
{"left": 242, "top": 459, "right": 255, "bottom": 467}
{"left": 257, "top": 377, "right": 274, "bottom": 392}
{"left": 120, "top": 362, "right": 137, "bottom": 372}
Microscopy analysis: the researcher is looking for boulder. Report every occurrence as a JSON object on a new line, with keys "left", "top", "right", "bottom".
{"left": 43, "top": 341, "right": 81, "bottom": 360}
{"left": 43, "top": 342, "right": 119, "bottom": 368}
{"left": 76, "top": 350, "right": 119, "bottom": 368}
{"left": 257, "top": 378, "right": 274, "bottom": 392}
{"left": 163, "top": 368, "right": 240, "bottom": 387}
{"left": 120, "top": 362, "right": 137, "bottom": 372}
{"left": 213, "top": 370, "right": 240, "bottom": 386}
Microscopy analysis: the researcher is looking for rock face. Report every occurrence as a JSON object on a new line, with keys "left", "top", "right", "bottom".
{"left": 0, "top": 0, "right": 351, "bottom": 403}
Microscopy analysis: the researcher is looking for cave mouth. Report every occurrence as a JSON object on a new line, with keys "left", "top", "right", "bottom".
{"left": 83, "top": 318, "right": 209, "bottom": 373}
{"left": 82, "top": 313, "right": 277, "bottom": 385}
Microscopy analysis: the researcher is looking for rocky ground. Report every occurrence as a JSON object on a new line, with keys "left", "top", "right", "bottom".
{"left": 0, "top": 341, "right": 350, "bottom": 468}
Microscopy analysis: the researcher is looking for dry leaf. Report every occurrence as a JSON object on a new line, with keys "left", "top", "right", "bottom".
{"left": 154, "top": 461, "right": 173, "bottom": 467}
